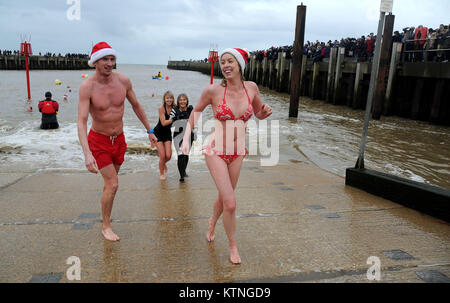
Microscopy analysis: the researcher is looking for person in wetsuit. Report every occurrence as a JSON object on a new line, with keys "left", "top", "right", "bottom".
{"left": 38, "top": 91, "right": 59, "bottom": 129}
{"left": 170, "top": 93, "right": 195, "bottom": 182}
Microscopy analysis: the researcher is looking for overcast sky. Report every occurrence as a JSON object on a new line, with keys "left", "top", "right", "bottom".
{"left": 1, "top": 0, "right": 448, "bottom": 64}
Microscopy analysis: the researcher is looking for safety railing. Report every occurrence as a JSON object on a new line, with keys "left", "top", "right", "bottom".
{"left": 401, "top": 36, "right": 450, "bottom": 62}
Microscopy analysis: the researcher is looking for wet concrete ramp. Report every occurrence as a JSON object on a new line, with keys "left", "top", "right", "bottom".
{"left": 0, "top": 161, "right": 449, "bottom": 282}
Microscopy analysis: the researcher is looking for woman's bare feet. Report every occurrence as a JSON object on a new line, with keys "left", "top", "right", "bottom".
{"left": 160, "top": 174, "right": 166, "bottom": 180}
{"left": 102, "top": 228, "right": 120, "bottom": 241}
{"left": 206, "top": 217, "right": 215, "bottom": 242}
{"left": 229, "top": 246, "right": 241, "bottom": 264}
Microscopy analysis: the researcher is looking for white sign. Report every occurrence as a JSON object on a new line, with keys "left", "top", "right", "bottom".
{"left": 380, "top": 0, "right": 393, "bottom": 13}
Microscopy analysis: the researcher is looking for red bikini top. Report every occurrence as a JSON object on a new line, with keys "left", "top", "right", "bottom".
{"left": 215, "top": 84, "right": 254, "bottom": 121}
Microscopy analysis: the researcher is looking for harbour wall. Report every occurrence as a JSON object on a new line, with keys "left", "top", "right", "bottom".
{"left": 0, "top": 55, "right": 91, "bottom": 70}
{"left": 167, "top": 45, "right": 450, "bottom": 126}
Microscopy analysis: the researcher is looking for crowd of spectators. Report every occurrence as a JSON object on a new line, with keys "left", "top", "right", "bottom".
{"left": 1, "top": 50, "right": 20, "bottom": 55}
{"left": 253, "top": 45, "right": 293, "bottom": 62}
{"left": 1, "top": 49, "right": 89, "bottom": 59}
{"left": 402, "top": 24, "right": 449, "bottom": 62}
{"left": 250, "top": 23, "right": 449, "bottom": 63}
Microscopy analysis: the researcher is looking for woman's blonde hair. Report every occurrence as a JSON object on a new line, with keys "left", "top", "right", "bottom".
{"left": 176, "top": 93, "right": 189, "bottom": 107}
{"left": 220, "top": 53, "right": 245, "bottom": 87}
{"left": 162, "top": 91, "right": 175, "bottom": 106}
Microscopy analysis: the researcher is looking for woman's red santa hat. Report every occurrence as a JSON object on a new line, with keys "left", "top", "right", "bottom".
{"left": 220, "top": 48, "right": 250, "bottom": 75}
{"left": 88, "top": 42, "right": 117, "bottom": 67}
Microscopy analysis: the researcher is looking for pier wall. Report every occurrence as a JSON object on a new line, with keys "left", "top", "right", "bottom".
{"left": 0, "top": 55, "right": 91, "bottom": 70}
{"left": 168, "top": 48, "right": 450, "bottom": 126}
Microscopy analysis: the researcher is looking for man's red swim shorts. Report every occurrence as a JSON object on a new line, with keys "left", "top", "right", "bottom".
{"left": 88, "top": 129, "right": 127, "bottom": 170}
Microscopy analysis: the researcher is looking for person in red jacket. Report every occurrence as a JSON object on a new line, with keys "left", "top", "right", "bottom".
{"left": 366, "top": 34, "right": 375, "bottom": 57}
{"left": 414, "top": 25, "right": 428, "bottom": 61}
{"left": 38, "top": 91, "right": 59, "bottom": 129}
{"left": 414, "top": 25, "right": 428, "bottom": 46}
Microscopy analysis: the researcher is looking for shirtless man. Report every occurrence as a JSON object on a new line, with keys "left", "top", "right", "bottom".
{"left": 77, "top": 42, "right": 157, "bottom": 241}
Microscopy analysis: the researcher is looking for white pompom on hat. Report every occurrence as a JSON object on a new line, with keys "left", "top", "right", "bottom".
{"left": 220, "top": 48, "right": 250, "bottom": 75}
{"left": 88, "top": 42, "right": 117, "bottom": 67}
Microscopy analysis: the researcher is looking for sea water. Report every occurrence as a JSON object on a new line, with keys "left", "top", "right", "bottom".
{"left": 0, "top": 64, "right": 449, "bottom": 189}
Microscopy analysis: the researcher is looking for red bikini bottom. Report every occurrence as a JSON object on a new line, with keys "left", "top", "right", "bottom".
{"left": 202, "top": 145, "right": 248, "bottom": 165}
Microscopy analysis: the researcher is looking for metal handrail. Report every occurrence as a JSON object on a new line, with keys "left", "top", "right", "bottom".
{"left": 403, "top": 49, "right": 450, "bottom": 52}
{"left": 404, "top": 36, "right": 450, "bottom": 43}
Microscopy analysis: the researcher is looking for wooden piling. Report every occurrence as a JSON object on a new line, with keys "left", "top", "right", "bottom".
{"left": 430, "top": 80, "right": 445, "bottom": 124}
{"left": 411, "top": 79, "right": 424, "bottom": 120}
{"left": 262, "top": 57, "right": 268, "bottom": 87}
{"left": 289, "top": 4, "right": 306, "bottom": 118}
{"left": 256, "top": 59, "right": 262, "bottom": 84}
{"left": 275, "top": 54, "right": 281, "bottom": 91}
{"left": 372, "top": 13, "right": 395, "bottom": 120}
{"left": 288, "top": 59, "right": 293, "bottom": 92}
{"left": 250, "top": 56, "right": 256, "bottom": 81}
{"left": 299, "top": 55, "right": 307, "bottom": 95}
{"left": 311, "top": 62, "right": 320, "bottom": 99}
{"left": 279, "top": 52, "right": 287, "bottom": 92}
{"left": 268, "top": 59, "right": 273, "bottom": 89}
{"left": 353, "top": 63, "right": 364, "bottom": 109}
{"left": 332, "top": 47, "right": 345, "bottom": 104}
{"left": 326, "top": 48, "right": 338, "bottom": 102}
{"left": 384, "top": 42, "right": 402, "bottom": 115}
{"left": 253, "top": 56, "right": 258, "bottom": 81}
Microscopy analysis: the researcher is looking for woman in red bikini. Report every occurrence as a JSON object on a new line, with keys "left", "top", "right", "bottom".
{"left": 180, "top": 48, "right": 272, "bottom": 264}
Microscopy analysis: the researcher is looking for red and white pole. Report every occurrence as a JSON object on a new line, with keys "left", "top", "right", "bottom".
{"left": 210, "top": 59, "right": 214, "bottom": 84}
{"left": 21, "top": 41, "right": 32, "bottom": 101}
{"left": 208, "top": 48, "right": 218, "bottom": 85}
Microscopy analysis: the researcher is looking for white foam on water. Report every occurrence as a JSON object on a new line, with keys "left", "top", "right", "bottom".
{"left": 0, "top": 122, "right": 168, "bottom": 172}
{"left": 383, "top": 163, "right": 426, "bottom": 183}
{"left": 0, "top": 119, "right": 14, "bottom": 135}
{"left": 0, "top": 121, "right": 85, "bottom": 170}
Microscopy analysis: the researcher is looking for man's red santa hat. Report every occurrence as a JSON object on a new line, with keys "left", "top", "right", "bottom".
{"left": 88, "top": 42, "right": 117, "bottom": 67}
{"left": 220, "top": 48, "right": 249, "bottom": 75}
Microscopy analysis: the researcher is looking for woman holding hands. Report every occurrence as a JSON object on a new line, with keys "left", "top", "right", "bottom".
{"left": 153, "top": 91, "right": 175, "bottom": 180}
{"left": 181, "top": 48, "right": 272, "bottom": 264}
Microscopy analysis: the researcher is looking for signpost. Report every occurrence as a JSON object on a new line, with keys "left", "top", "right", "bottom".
{"left": 355, "top": 0, "right": 393, "bottom": 169}
{"left": 380, "top": 0, "right": 393, "bottom": 13}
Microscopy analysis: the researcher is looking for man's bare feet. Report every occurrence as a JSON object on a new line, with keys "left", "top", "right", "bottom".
{"left": 229, "top": 246, "right": 241, "bottom": 264}
{"left": 206, "top": 217, "right": 215, "bottom": 242}
{"left": 102, "top": 228, "right": 120, "bottom": 241}
{"left": 160, "top": 174, "right": 166, "bottom": 180}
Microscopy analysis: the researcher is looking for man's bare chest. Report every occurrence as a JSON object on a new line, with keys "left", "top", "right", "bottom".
{"left": 90, "top": 84, "right": 126, "bottom": 111}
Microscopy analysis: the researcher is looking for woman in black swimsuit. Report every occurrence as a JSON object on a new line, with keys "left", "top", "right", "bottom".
{"left": 153, "top": 91, "right": 174, "bottom": 180}
{"left": 171, "top": 93, "right": 195, "bottom": 182}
